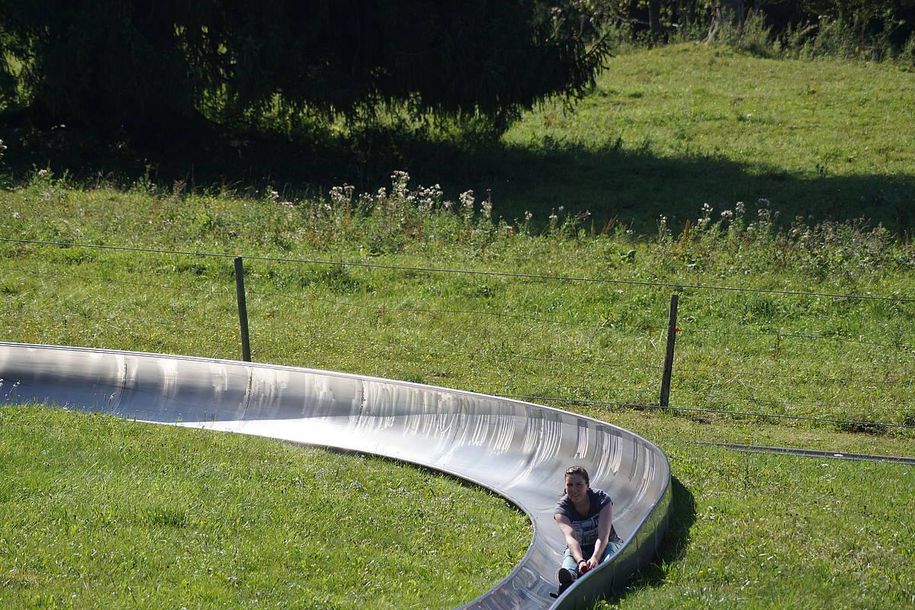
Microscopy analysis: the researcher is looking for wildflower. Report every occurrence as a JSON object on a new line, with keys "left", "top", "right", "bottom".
{"left": 459, "top": 190, "right": 475, "bottom": 211}
{"left": 524, "top": 211, "right": 533, "bottom": 222}
{"left": 357, "top": 193, "right": 373, "bottom": 209}
{"left": 735, "top": 201, "right": 746, "bottom": 215}
{"left": 329, "top": 185, "right": 354, "bottom": 207}
{"left": 658, "top": 218, "right": 672, "bottom": 241}
{"left": 391, "top": 170, "right": 410, "bottom": 198}
{"left": 721, "top": 210, "right": 734, "bottom": 220}
{"left": 482, "top": 198, "right": 493, "bottom": 220}
{"left": 459, "top": 190, "right": 475, "bottom": 223}
{"left": 697, "top": 203, "right": 713, "bottom": 230}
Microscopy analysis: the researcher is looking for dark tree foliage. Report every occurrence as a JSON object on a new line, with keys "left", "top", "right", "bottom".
{"left": 758, "top": 1, "right": 915, "bottom": 45}
{"left": 598, "top": 1, "right": 915, "bottom": 44}
{"left": 0, "top": 1, "right": 609, "bottom": 135}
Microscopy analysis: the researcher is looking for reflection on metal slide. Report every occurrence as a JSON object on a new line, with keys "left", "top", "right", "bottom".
{"left": 0, "top": 342, "right": 671, "bottom": 609}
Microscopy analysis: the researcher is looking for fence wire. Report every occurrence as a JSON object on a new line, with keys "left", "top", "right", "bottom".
{"left": 674, "top": 359, "right": 915, "bottom": 387}
{"left": 686, "top": 326, "right": 914, "bottom": 354}
{"left": 3, "top": 238, "right": 914, "bottom": 435}
{"left": 4, "top": 238, "right": 914, "bottom": 303}
{"left": 511, "top": 395, "right": 915, "bottom": 431}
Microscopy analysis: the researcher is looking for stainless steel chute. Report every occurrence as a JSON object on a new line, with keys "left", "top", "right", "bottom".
{"left": 0, "top": 342, "right": 671, "bottom": 609}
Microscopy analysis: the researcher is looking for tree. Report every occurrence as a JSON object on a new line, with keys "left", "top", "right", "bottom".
{"left": 582, "top": 0, "right": 915, "bottom": 45}
{"left": 0, "top": 1, "right": 610, "bottom": 136}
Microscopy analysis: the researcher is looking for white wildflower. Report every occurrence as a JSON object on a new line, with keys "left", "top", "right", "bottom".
{"left": 391, "top": 170, "right": 410, "bottom": 198}
{"left": 459, "top": 190, "right": 475, "bottom": 211}
{"left": 329, "top": 185, "right": 353, "bottom": 206}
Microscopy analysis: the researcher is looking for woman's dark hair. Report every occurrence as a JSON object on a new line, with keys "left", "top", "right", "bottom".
{"left": 564, "top": 465, "right": 590, "bottom": 485}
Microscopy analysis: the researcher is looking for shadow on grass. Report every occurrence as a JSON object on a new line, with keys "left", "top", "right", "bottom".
{"left": 2, "top": 121, "right": 912, "bottom": 236}
{"left": 609, "top": 476, "right": 697, "bottom": 603}
{"left": 401, "top": 139, "right": 915, "bottom": 237}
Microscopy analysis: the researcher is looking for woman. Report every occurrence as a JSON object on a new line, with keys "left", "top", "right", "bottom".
{"left": 553, "top": 465, "right": 623, "bottom": 593}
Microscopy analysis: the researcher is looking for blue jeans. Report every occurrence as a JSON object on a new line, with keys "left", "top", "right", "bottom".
{"left": 561, "top": 537, "right": 623, "bottom": 577}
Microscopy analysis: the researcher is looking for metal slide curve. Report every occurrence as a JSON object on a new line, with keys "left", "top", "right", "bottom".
{"left": 0, "top": 342, "right": 671, "bottom": 609}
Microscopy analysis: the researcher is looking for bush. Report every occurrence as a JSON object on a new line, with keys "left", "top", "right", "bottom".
{"left": 0, "top": 1, "right": 610, "bottom": 138}
{"left": 583, "top": 1, "right": 915, "bottom": 61}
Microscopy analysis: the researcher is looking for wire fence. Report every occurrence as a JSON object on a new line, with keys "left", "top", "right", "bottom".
{"left": 2, "top": 237, "right": 914, "bottom": 436}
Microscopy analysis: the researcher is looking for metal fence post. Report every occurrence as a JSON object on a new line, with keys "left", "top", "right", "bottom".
{"left": 234, "top": 256, "right": 252, "bottom": 362}
{"left": 659, "top": 293, "right": 679, "bottom": 408}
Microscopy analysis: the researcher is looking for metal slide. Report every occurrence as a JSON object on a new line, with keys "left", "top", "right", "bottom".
{"left": 0, "top": 342, "right": 671, "bottom": 609}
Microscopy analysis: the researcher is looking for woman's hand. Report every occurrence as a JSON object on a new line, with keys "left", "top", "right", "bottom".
{"left": 577, "top": 559, "right": 591, "bottom": 574}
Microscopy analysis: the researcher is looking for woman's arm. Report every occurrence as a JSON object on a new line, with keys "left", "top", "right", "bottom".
{"left": 586, "top": 503, "right": 614, "bottom": 569}
{"left": 554, "top": 513, "right": 586, "bottom": 563}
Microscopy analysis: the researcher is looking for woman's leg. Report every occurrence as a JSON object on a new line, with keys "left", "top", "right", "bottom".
{"left": 599, "top": 536, "right": 624, "bottom": 563}
{"left": 561, "top": 548, "right": 579, "bottom": 575}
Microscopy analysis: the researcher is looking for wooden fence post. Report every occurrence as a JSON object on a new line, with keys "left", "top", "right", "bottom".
{"left": 234, "top": 256, "right": 252, "bottom": 362}
{"left": 659, "top": 294, "right": 679, "bottom": 407}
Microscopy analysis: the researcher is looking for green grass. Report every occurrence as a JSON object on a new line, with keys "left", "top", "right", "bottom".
{"left": 597, "top": 414, "right": 915, "bottom": 610}
{"left": 0, "top": 406, "right": 528, "bottom": 609}
{"left": 511, "top": 44, "right": 915, "bottom": 178}
{"left": 2, "top": 44, "right": 915, "bottom": 608}
{"left": 4, "top": 44, "right": 914, "bottom": 235}
{"left": 2, "top": 183, "right": 913, "bottom": 431}
{"left": 491, "top": 43, "right": 915, "bottom": 231}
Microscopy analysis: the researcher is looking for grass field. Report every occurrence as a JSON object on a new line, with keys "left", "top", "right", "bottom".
{"left": 0, "top": 407, "right": 528, "bottom": 609}
{"left": 4, "top": 44, "right": 914, "bottom": 235}
{"left": 337, "top": 43, "right": 915, "bottom": 234}
{"left": 1, "top": 43, "right": 914, "bottom": 608}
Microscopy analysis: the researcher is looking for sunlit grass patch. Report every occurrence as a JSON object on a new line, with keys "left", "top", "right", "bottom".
{"left": 0, "top": 406, "right": 529, "bottom": 609}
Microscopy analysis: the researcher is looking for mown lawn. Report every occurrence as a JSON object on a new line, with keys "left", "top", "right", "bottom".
{"left": 598, "top": 412, "right": 915, "bottom": 610}
{"left": 492, "top": 43, "right": 915, "bottom": 231}
{"left": 0, "top": 407, "right": 528, "bottom": 609}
